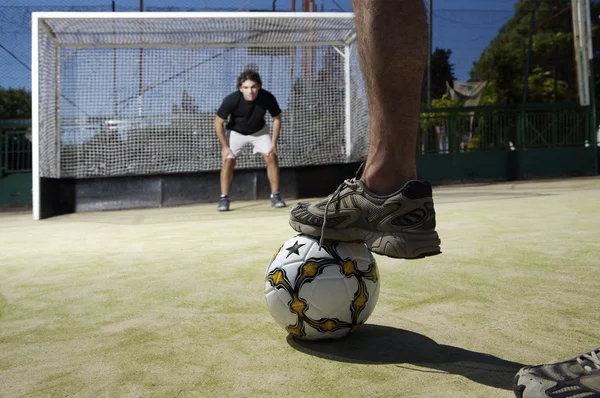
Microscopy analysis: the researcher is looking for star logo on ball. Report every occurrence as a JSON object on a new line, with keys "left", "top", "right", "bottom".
{"left": 285, "top": 240, "right": 305, "bottom": 258}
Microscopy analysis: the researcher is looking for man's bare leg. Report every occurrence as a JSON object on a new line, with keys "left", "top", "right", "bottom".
{"left": 217, "top": 158, "right": 235, "bottom": 211}
{"left": 263, "top": 153, "right": 280, "bottom": 193}
{"left": 353, "top": 0, "right": 427, "bottom": 195}
{"left": 264, "top": 153, "right": 286, "bottom": 208}
{"left": 289, "top": 0, "right": 439, "bottom": 258}
{"left": 220, "top": 158, "right": 236, "bottom": 196}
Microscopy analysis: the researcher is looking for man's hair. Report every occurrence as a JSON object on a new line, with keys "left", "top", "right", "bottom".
{"left": 237, "top": 69, "right": 262, "bottom": 88}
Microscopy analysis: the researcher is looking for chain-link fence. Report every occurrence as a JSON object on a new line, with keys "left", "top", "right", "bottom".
{"left": 3, "top": 1, "right": 591, "bottom": 103}
{"left": 0, "top": 1, "right": 517, "bottom": 91}
{"left": 1, "top": 0, "right": 595, "bottom": 158}
{"left": 3, "top": 1, "right": 591, "bottom": 99}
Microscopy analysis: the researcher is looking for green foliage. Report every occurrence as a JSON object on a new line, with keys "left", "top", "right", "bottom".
{"left": 527, "top": 66, "right": 569, "bottom": 102}
{"left": 470, "top": 0, "right": 597, "bottom": 104}
{"left": 477, "top": 81, "right": 500, "bottom": 105}
{"left": 431, "top": 95, "right": 462, "bottom": 109}
{"left": 420, "top": 94, "right": 461, "bottom": 130}
{"left": 0, "top": 87, "right": 31, "bottom": 119}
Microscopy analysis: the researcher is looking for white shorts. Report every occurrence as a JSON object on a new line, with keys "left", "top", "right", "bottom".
{"left": 227, "top": 125, "right": 272, "bottom": 159}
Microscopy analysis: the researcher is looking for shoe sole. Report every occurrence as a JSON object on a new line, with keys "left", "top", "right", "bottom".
{"left": 512, "top": 373, "right": 525, "bottom": 398}
{"left": 271, "top": 204, "right": 286, "bottom": 208}
{"left": 290, "top": 221, "right": 441, "bottom": 259}
{"left": 513, "top": 369, "right": 537, "bottom": 398}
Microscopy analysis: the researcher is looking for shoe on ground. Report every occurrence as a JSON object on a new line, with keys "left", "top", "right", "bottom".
{"left": 513, "top": 348, "right": 600, "bottom": 398}
{"left": 217, "top": 196, "right": 230, "bottom": 212}
{"left": 288, "top": 170, "right": 441, "bottom": 259}
{"left": 271, "top": 192, "right": 286, "bottom": 208}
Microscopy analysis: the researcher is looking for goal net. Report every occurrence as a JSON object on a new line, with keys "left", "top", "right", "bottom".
{"left": 32, "top": 12, "right": 369, "bottom": 181}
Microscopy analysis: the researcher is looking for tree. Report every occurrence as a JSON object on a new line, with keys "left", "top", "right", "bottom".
{"left": 470, "top": 0, "right": 599, "bottom": 104}
{"left": 180, "top": 90, "right": 198, "bottom": 114}
{"left": 0, "top": 87, "right": 31, "bottom": 119}
{"left": 428, "top": 48, "right": 456, "bottom": 101}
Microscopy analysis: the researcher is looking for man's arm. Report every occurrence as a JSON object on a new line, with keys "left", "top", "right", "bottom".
{"left": 270, "top": 114, "right": 282, "bottom": 155}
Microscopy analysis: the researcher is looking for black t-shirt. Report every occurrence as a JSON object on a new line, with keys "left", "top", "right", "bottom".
{"left": 216, "top": 89, "right": 281, "bottom": 136}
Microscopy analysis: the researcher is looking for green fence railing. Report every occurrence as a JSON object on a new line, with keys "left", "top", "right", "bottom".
{"left": 0, "top": 105, "right": 595, "bottom": 176}
{"left": 0, "top": 120, "right": 32, "bottom": 176}
{"left": 419, "top": 103, "right": 595, "bottom": 154}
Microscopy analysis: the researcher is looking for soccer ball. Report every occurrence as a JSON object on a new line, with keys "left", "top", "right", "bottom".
{"left": 264, "top": 234, "right": 380, "bottom": 340}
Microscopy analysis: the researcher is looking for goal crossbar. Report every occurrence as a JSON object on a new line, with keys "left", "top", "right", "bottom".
{"left": 57, "top": 41, "right": 347, "bottom": 49}
{"left": 32, "top": 12, "right": 358, "bottom": 47}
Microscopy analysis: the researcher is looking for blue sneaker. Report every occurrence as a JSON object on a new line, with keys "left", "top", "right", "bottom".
{"left": 217, "top": 196, "right": 230, "bottom": 212}
{"left": 270, "top": 192, "right": 286, "bottom": 208}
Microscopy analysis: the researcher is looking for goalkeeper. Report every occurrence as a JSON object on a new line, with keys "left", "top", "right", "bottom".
{"left": 215, "top": 70, "right": 286, "bottom": 212}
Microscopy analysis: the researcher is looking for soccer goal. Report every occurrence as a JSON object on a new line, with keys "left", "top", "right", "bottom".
{"left": 31, "top": 12, "right": 370, "bottom": 220}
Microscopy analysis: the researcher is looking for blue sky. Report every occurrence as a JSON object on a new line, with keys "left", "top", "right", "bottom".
{"left": 0, "top": 0, "right": 518, "bottom": 89}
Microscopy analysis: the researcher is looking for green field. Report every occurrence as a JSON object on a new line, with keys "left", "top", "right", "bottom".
{"left": 1, "top": 178, "right": 599, "bottom": 397}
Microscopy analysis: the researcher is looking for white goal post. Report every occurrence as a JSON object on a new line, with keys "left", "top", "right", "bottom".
{"left": 570, "top": 0, "right": 593, "bottom": 107}
{"left": 31, "top": 12, "right": 370, "bottom": 220}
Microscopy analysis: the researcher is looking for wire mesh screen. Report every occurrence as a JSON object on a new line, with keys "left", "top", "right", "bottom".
{"left": 34, "top": 14, "right": 368, "bottom": 178}
{"left": 349, "top": 40, "right": 369, "bottom": 162}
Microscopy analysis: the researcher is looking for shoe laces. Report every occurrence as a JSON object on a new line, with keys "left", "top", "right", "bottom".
{"left": 576, "top": 348, "right": 600, "bottom": 372}
{"left": 319, "top": 179, "right": 352, "bottom": 249}
{"left": 318, "top": 165, "right": 365, "bottom": 249}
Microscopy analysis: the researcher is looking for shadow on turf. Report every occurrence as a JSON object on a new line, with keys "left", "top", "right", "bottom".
{"left": 287, "top": 324, "right": 523, "bottom": 391}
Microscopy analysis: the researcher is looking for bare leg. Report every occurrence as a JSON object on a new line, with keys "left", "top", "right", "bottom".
{"left": 352, "top": 0, "right": 428, "bottom": 195}
{"left": 289, "top": 0, "right": 439, "bottom": 258}
{"left": 220, "top": 158, "right": 236, "bottom": 196}
{"left": 263, "top": 153, "right": 280, "bottom": 193}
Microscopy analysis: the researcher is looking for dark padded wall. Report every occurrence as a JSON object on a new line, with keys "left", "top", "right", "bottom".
{"left": 38, "top": 147, "right": 598, "bottom": 219}
{"left": 39, "top": 164, "right": 361, "bottom": 218}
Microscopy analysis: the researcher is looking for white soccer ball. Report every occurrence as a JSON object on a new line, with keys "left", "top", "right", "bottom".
{"left": 265, "top": 234, "right": 380, "bottom": 340}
